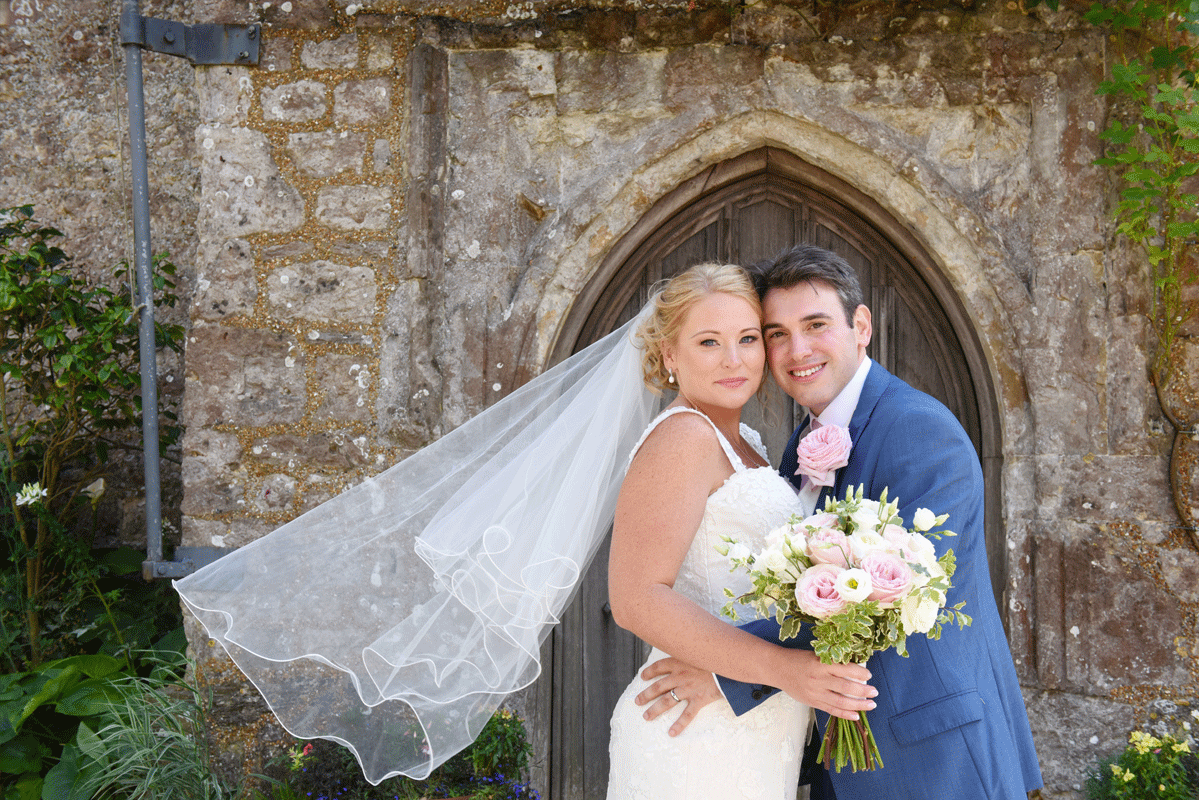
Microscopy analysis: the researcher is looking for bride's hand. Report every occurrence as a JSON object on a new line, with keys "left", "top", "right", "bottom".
{"left": 774, "top": 649, "right": 877, "bottom": 720}
{"left": 635, "top": 656, "right": 721, "bottom": 737}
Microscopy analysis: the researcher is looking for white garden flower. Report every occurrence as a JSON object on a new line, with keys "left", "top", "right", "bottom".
{"left": 848, "top": 504, "right": 882, "bottom": 536}
{"left": 14, "top": 483, "right": 47, "bottom": 507}
{"left": 728, "top": 542, "right": 752, "bottom": 563}
{"left": 759, "top": 546, "right": 800, "bottom": 581}
{"left": 82, "top": 478, "right": 105, "bottom": 504}
{"left": 848, "top": 531, "right": 888, "bottom": 562}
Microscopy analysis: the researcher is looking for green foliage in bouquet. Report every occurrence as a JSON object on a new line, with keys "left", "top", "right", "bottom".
{"left": 720, "top": 486, "right": 969, "bottom": 663}
{"left": 1085, "top": 730, "right": 1198, "bottom": 800}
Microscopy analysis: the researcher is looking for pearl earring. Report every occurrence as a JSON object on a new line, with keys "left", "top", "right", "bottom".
{"left": 668, "top": 369, "right": 675, "bottom": 384}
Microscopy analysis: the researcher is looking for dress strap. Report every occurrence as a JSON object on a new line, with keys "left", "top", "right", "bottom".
{"left": 627, "top": 406, "right": 746, "bottom": 472}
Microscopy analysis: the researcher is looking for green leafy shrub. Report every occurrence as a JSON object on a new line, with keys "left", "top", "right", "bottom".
{"left": 0, "top": 204, "right": 184, "bottom": 669}
{"left": 1085, "top": 730, "right": 1199, "bottom": 800}
{"left": 0, "top": 650, "right": 239, "bottom": 800}
{"left": 260, "top": 709, "right": 538, "bottom": 800}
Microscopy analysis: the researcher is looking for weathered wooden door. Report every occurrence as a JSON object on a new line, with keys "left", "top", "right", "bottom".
{"left": 538, "top": 148, "right": 1000, "bottom": 800}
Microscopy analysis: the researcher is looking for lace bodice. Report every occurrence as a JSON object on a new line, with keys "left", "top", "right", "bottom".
{"left": 627, "top": 407, "right": 804, "bottom": 618}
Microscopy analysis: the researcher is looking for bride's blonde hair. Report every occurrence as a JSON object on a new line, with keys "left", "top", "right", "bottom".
{"left": 634, "top": 263, "right": 761, "bottom": 394}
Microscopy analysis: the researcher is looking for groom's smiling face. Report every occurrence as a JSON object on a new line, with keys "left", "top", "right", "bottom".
{"left": 762, "top": 279, "right": 871, "bottom": 416}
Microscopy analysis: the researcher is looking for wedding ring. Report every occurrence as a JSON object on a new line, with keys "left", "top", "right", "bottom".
{"left": 670, "top": 689, "right": 680, "bottom": 703}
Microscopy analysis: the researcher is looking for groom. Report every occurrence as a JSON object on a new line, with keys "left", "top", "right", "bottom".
{"left": 640, "top": 244, "right": 1042, "bottom": 799}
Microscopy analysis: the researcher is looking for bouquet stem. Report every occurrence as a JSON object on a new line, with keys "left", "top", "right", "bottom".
{"left": 819, "top": 710, "right": 884, "bottom": 772}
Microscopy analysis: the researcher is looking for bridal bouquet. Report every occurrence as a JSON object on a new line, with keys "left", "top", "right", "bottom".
{"left": 717, "top": 485, "right": 971, "bottom": 773}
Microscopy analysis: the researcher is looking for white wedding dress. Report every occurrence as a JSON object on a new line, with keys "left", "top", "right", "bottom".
{"left": 606, "top": 408, "right": 813, "bottom": 800}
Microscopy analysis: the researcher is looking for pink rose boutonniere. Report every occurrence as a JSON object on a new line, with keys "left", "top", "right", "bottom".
{"left": 795, "top": 423, "right": 852, "bottom": 487}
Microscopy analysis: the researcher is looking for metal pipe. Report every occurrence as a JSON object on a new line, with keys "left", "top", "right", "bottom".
{"left": 120, "top": 0, "right": 165, "bottom": 579}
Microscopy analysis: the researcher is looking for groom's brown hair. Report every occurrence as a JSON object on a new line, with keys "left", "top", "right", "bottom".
{"left": 748, "top": 244, "right": 864, "bottom": 326}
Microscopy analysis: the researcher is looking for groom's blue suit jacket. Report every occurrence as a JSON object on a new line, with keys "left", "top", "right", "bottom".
{"left": 717, "top": 362, "right": 1042, "bottom": 800}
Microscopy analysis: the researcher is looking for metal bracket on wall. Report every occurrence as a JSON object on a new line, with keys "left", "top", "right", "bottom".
{"left": 119, "top": 0, "right": 260, "bottom": 581}
{"left": 144, "top": 547, "right": 239, "bottom": 580}
{"left": 119, "top": 11, "right": 260, "bottom": 65}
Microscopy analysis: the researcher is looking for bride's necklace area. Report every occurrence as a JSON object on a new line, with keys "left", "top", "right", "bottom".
{"left": 728, "top": 436, "right": 766, "bottom": 469}
{"left": 676, "top": 396, "right": 766, "bottom": 470}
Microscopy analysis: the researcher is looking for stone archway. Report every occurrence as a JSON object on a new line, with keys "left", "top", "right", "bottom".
{"left": 532, "top": 145, "right": 1006, "bottom": 800}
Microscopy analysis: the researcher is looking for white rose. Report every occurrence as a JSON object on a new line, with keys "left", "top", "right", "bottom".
{"left": 901, "top": 594, "right": 941, "bottom": 634}
{"left": 834, "top": 568, "right": 873, "bottom": 604}
{"left": 728, "top": 542, "right": 752, "bottom": 563}
{"left": 912, "top": 507, "right": 937, "bottom": 532}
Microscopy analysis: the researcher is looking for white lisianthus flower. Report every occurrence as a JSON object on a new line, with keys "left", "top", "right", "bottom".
{"left": 900, "top": 593, "right": 941, "bottom": 634}
{"left": 834, "top": 568, "right": 873, "bottom": 603}
{"left": 764, "top": 523, "right": 794, "bottom": 551}
{"left": 14, "top": 483, "right": 47, "bottom": 507}
{"left": 912, "top": 507, "right": 937, "bottom": 532}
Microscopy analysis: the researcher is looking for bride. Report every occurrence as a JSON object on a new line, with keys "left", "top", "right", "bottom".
{"left": 607, "top": 264, "right": 840, "bottom": 799}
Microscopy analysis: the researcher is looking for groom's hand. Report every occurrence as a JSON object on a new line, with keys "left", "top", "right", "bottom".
{"left": 635, "top": 656, "right": 720, "bottom": 737}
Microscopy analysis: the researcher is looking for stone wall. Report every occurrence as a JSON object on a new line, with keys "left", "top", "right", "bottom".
{"left": 5, "top": 0, "right": 1198, "bottom": 797}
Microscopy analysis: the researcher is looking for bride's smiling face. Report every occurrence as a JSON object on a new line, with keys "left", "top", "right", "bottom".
{"left": 662, "top": 292, "right": 765, "bottom": 412}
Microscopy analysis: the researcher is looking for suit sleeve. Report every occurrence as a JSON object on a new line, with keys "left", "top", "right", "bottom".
{"left": 863, "top": 393, "right": 986, "bottom": 616}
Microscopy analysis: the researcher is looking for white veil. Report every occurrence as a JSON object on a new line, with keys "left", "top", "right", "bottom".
{"left": 174, "top": 308, "right": 657, "bottom": 785}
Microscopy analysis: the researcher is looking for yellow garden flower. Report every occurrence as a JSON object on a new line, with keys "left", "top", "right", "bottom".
{"left": 1122, "top": 769, "right": 1135, "bottom": 783}
{"left": 1129, "top": 730, "right": 1160, "bottom": 754}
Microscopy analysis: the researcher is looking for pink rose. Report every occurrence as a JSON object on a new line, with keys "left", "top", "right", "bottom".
{"left": 806, "top": 526, "right": 851, "bottom": 568}
{"left": 860, "top": 550, "right": 914, "bottom": 605}
{"left": 795, "top": 424, "right": 852, "bottom": 487}
{"left": 881, "top": 524, "right": 908, "bottom": 548}
{"left": 794, "top": 563, "right": 848, "bottom": 619}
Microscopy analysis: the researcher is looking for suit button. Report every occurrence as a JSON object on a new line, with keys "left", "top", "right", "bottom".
{"left": 751, "top": 689, "right": 764, "bottom": 700}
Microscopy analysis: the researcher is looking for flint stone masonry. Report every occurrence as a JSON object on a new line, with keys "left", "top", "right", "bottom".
{"left": 180, "top": 429, "right": 248, "bottom": 518}
{"left": 247, "top": 432, "right": 371, "bottom": 472}
{"left": 192, "top": 238, "right": 257, "bottom": 321}
{"left": 196, "top": 126, "right": 304, "bottom": 237}
{"left": 301, "top": 33, "right": 358, "bottom": 69}
{"left": 183, "top": 327, "right": 307, "bottom": 427}
{"left": 314, "top": 354, "right": 374, "bottom": 423}
{"left": 250, "top": 473, "right": 298, "bottom": 513}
